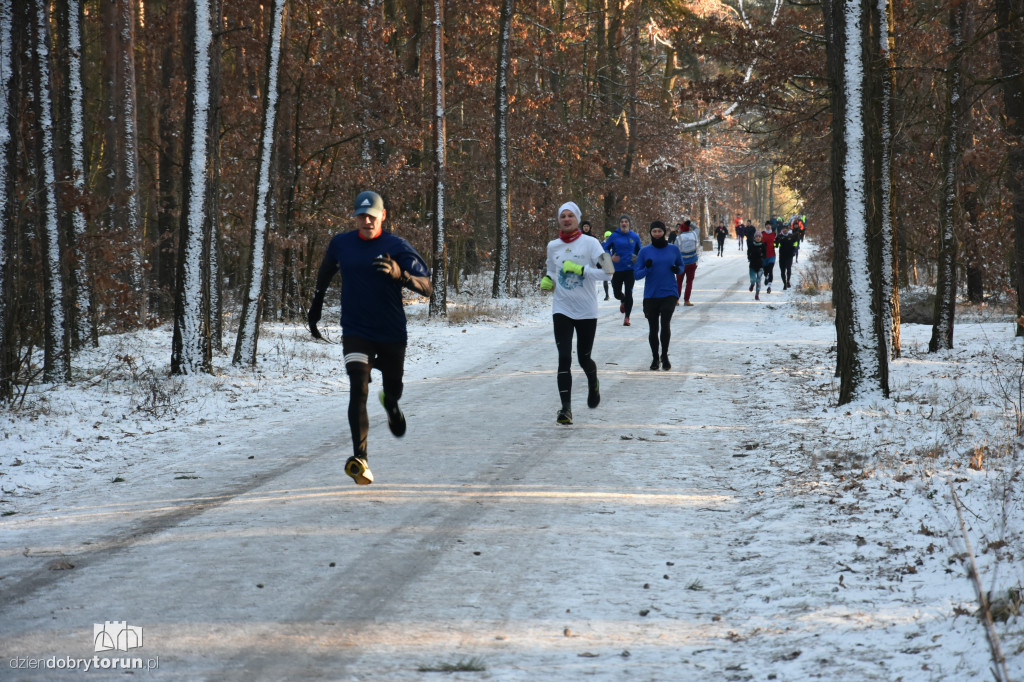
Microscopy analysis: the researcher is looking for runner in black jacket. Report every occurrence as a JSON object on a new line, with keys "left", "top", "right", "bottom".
{"left": 777, "top": 226, "right": 798, "bottom": 290}
{"left": 714, "top": 224, "right": 728, "bottom": 256}
{"left": 307, "top": 191, "right": 432, "bottom": 485}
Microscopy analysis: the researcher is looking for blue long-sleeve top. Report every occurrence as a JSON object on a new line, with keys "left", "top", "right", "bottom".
{"left": 634, "top": 243, "right": 684, "bottom": 299}
{"left": 603, "top": 230, "right": 642, "bottom": 272}
{"left": 311, "top": 230, "right": 432, "bottom": 343}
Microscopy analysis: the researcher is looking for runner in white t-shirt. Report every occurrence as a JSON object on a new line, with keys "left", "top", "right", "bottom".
{"left": 540, "top": 202, "right": 614, "bottom": 425}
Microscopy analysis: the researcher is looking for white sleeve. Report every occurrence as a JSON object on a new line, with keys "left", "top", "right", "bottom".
{"left": 584, "top": 239, "right": 612, "bottom": 282}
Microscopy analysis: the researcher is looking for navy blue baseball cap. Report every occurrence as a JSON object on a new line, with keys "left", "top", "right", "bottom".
{"left": 354, "top": 191, "right": 384, "bottom": 218}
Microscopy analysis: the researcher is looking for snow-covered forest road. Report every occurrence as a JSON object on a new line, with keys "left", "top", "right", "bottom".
{"left": 2, "top": 246, "right": 1021, "bottom": 681}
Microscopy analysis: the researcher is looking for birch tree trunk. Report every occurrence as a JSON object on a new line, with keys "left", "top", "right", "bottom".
{"left": 172, "top": 0, "right": 214, "bottom": 376}
{"left": 55, "top": 0, "right": 92, "bottom": 349}
{"left": 929, "top": 0, "right": 966, "bottom": 353}
{"left": 234, "top": 0, "right": 287, "bottom": 366}
{"left": 995, "top": 0, "right": 1024, "bottom": 336}
{"left": 491, "top": 0, "right": 514, "bottom": 299}
{"left": 428, "top": 0, "right": 447, "bottom": 317}
{"left": 31, "top": 0, "right": 69, "bottom": 383}
{"left": 0, "top": 0, "right": 15, "bottom": 399}
{"left": 823, "top": 0, "right": 890, "bottom": 404}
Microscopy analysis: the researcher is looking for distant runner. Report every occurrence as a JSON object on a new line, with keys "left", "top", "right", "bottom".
{"left": 762, "top": 221, "right": 777, "bottom": 294}
{"left": 747, "top": 231, "right": 767, "bottom": 301}
{"left": 604, "top": 215, "right": 642, "bottom": 326}
{"left": 777, "top": 223, "right": 798, "bottom": 290}
{"left": 715, "top": 224, "right": 729, "bottom": 257}
{"left": 675, "top": 219, "right": 700, "bottom": 307}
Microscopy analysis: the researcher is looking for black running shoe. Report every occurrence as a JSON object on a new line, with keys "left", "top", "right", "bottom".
{"left": 556, "top": 407, "right": 573, "bottom": 425}
{"left": 650, "top": 357, "right": 660, "bottom": 371}
{"left": 661, "top": 356, "right": 671, "bottom": 370}
{"left": 587, "top": 379, "right": 600, "bottom": 408}
{"left": 344, "top": 455, "right": 374, "bottom": 485}
{"left": 379, "top": 390, "right": 406, "bottom": 437}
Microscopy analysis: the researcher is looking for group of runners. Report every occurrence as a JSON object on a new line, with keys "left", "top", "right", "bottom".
{"left": 307, "top": 191, "right": 805, "bottom": 484}
{"left": 732, "top": 216, "right": 805, "bottom": 300}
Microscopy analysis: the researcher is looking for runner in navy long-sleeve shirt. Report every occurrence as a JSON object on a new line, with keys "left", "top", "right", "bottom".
{"left": 307, "top": 190, "right": 432, "bottom": 485}
{"left": 634, "top": 221, "right": 684, "bottom": 370}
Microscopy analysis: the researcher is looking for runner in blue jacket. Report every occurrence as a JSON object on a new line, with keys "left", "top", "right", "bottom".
{"left": 634, "top": 221, "right": 684, "bottom": 370}
{"left": 603, "top": 215, "right": 642, "bottom": 326}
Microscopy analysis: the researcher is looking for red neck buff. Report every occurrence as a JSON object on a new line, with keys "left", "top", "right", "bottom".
{"left": 559, "top": 229, "right": 582, "bottom": 243}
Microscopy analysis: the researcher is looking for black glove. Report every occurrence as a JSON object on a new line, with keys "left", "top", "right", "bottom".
{"left": 307, "top": 307, "right": 322, "bottom": 339}
{"left": 644, "top": 259, "right": 653, "bottom": 268}
{"left": 373, "top": 253, "right": 404, "bottom": 280}
{"left": 671, "top": 264, "right": 681, "bottom": 274}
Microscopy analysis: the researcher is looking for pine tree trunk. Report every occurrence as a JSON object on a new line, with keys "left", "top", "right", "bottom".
{"left": 279, "top": 17, "right": 305, "bottom": 318}
{"left": 204, "top": 0, "right": 224, "bottom": 352}
{"left": 876, "top": 0, "right": 900, "bottom": 359}
{"left": 929, "top": 0, "right": 965, "bottom": 353}
{"left": 118, "top": 0, "right": 145, "bottom": 325}
{"left": 55, "top": 0, "right": 92, "bottom": 350}
{"left": 31, "top": 0, "right": 69, "bottom": 383}
{"left": 491, "top": 0, "right": 514, "bottom": 299}
{"left": 234, "top": 0, "right": 286, "bottom": 366}
{"left": 0, "top": 0, "right": 16, "bottom": 400}
{"left": 156, "top": 1, "right": 181, "bottom": 318}
{"left": 401, "top": 0, "right": 423, "bottom": 76}
{"left": 995, "top": 0, "right": 1024, "bottom": 336}
{"left": 428, "top": 0, "right": 447, "bottom": 317}
{"left": 172, "top": 0, "right": 214, "bottom": 376}
{"left": 597, "top": 0, "right": 626, "bottom": 229}
{"left": 98, "top": 0, "right": 145, "bottom": 327}
{"left": 963, "top": 161, "right": 984, "bottom": 305}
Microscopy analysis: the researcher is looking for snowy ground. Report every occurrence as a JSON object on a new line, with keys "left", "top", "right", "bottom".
{"left": 1, "top": 243, "right": 1022, "bottom": 681}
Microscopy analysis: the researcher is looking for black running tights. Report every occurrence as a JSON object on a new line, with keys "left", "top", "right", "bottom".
{"left": 553, "top": 314, "right": 597, "bottom": 409}
{"left": 779, "top": 258, "right": 793, "bottom": 287}
{"left": 642, "top": 296, "right": 676, "bottom": 359}
{"left": 342, "top": 336, "right": 406, "bottom": 457}
{"left": 611, "top": 270, "right": 636, "bottom": 317}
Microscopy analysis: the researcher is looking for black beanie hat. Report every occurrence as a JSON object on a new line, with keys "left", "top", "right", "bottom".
{"left": 649, "top": 220, "right": 666, "bottom": 233}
